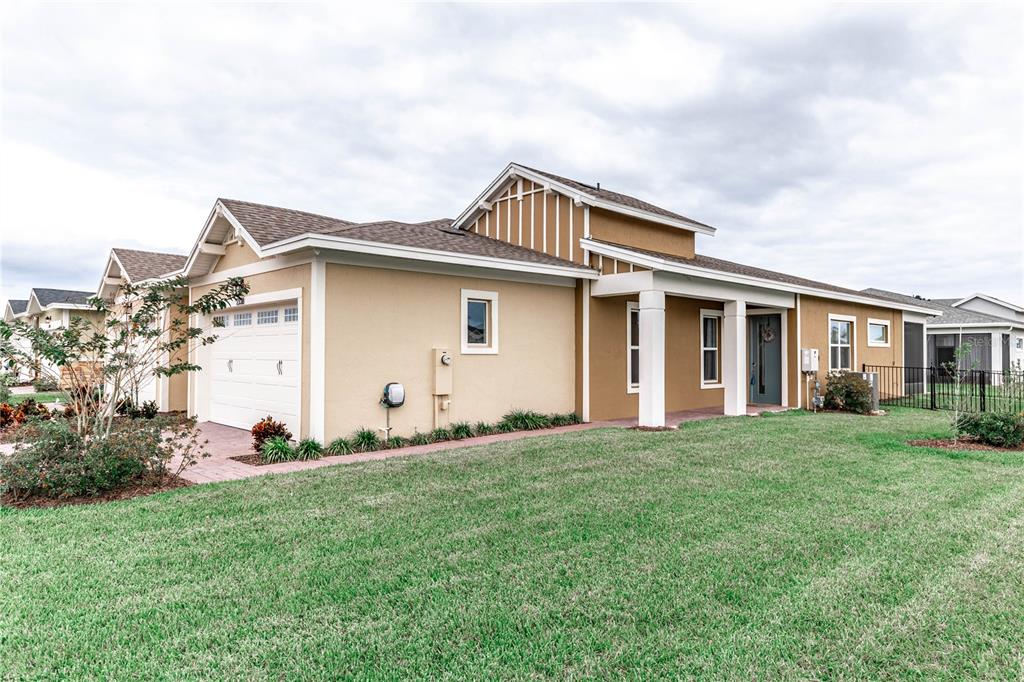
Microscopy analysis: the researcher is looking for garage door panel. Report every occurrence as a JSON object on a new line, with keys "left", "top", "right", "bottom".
{"left": 203, "top": 301, "right": 300, "bottom": 436}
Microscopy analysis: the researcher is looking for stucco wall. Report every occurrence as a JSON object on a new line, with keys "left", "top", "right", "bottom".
{"left": 323, "top": 264, "right": 576, "bottom": 439}
{"left": 215, "top": 240, "right": 262, "bottom": 271}
{"left": 588, "top": 294, "right": 724, "bottom": 421}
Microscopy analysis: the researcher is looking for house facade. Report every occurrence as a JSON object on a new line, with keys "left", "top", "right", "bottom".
{"left": 7, "top": 289, "right": 104, "bottom": 384}
{"left": 168, "top": 163, "right": 934, "bottom": 438}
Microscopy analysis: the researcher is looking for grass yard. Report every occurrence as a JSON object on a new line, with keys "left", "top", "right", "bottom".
{"left": 2, "top": 408, "right": 1023, "bottom": 678}
{"left": 7, "top": 391, "right": 67, "bottom": 406}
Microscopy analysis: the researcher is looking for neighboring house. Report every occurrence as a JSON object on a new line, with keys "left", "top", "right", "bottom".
{"left": 168, "top": 162, "right": 935, "bottom": 437}
{"left": 2, "top": 299, "right": 32, "bottom": 382}
{"left": 864, "top": 289, "right": 1024, "bottom": 374}
{"left": 96, "top": 248, "right": 189, "bottom": 411}
{"left": 20, "top": 288, "right": 104, "bottom": 383}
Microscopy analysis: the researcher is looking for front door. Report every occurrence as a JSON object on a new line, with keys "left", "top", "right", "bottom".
{"left": 749, "top": 314, "right": 782, "bottom": 405}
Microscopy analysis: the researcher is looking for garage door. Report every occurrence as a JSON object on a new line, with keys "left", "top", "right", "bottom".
{"left": 207, "top": 303, "right": 300, "bottom": 436}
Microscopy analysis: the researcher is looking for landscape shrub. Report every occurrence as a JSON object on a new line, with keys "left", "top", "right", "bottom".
{"left": 823, "top": 372, "right": 873, "bottom": 415}
{"left": 955, "top": 412, "right": 1024, "bottom": 448}
{"left": 295, "top": 438, "right": 324, "bottom": 461}
{"left": 430, "top": 427, "right": 453, "bottom": 443}
{"left": 251, "top": 416, "right": 292, "bottom": 454}
{"left": 408, "top": 431, "right": 430, "bottom": 446}
{"left": 116, "top": 398, "right": 141, "bottom": 419}
{"left": 32, "top": 378, "right": 58, "bottom": 392}
{"left": 261, "top": 436, "right": 294, "bottom": 464}
{"left": 473, "top": 421, "right": 494, "bottom": 436}
{"left": 0, "top": 417, "right": 204, "bottom": 501}
{"left": 352, "top": 428, "right": 381, "bottom": 452}
{"left": 326, "top": 437, "right": 353, "bottom": 455}
{"left": 1, "top": 399, "right": 51, "bottom": 428}
{"left": 450, "top": 422, "right": 474, "bottom": 440}
{"left": 550, "top": 412, "right": 582, "bottom": 427}
{"left": 139, "top": 400, "right": 159, "bottom": 419}
{"left": 499, "top": 409, "right": 552, "bottom": 432}
{"left": 385, "top": 435, "right": 405, "bottom": 449}
{"left": 0, "top": 374, "right": 12, "bottom": 404}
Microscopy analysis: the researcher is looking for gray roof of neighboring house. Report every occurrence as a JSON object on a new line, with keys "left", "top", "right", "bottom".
{"left": 519, "top": 165, "right": 716, "bottom": 231}
{"left": 592, "top": 239, "right": 917, "bottom": 307}
{"left": 862, "top": 289, "right": 1024, "bottom": 327}
{"left": 31, "top": 288, "right": 92, "bottom": 307}
{"left": 112, "top": 248, "right": 188, "bottom": 282}
{"left": 221, "top": 198, "right": 593, "bottom": 271}
{"left": 6, "top": 299, "right": 27, "bottom": 315}
{"left": 219, "top": 198, "right": 356, "bottom": 246}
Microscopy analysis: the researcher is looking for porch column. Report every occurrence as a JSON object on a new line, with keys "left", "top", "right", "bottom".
{"left": 638, "top": 289, "right": 666, "bottom": 427}
{"left": 722, "top": 299, "right": 747, "bottom": 416}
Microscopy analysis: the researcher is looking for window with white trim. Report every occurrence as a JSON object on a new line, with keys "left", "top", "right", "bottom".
{"left": 461, "top": 289, "right": 499, "bottom": 354}
{"left": 283, "top": 307, "right": 299, "bottom": 323}
{"left": 233, "top": 312, "right": 252, "bottom": 327}
{"left": 829, "top": 315, "right": 854, "bottom": 370}
{"left": 627, "top": 302, "right": 639, "bottom": 393}
{"left": 257, "top": 310, "right": 278, "bottom": 325}
{"left": 867, "top": 318, "right": 890, "bottom": 347}
{"left": 1017, "top": 338, "right": 1023, "bottom": 351}
{"left": 700, "top": 310, "right": 722, "bottom": 386}
{"left": 212, "top": 314, "right": 226, "bottom": 327}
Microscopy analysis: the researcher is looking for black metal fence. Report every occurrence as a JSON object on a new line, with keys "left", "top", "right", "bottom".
{"left": 863, "top": 364, "right": 1024, "bottom": 414}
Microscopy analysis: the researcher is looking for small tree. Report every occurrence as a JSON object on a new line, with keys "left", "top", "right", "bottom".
{"left": 943, "top": 341, "right": 976, "bottom": 443}
{"left": 0, "top": 275, "right": 248, "bottom": 438}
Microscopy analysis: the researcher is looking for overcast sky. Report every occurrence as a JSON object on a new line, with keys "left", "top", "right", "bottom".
{"left": 1, "top": 3, "right": 1021, "bottom": 306}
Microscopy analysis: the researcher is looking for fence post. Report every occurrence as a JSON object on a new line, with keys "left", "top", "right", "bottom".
{"left": 930, "top": 367, "right": 937, "bottom": 410}
{"left": 979, "top": 370, "right": 987, "bottom": 413}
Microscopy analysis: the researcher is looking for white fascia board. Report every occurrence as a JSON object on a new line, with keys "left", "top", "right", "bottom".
{"left": 582, "top": 238, "right": 941, "bottom": 316}
{"left": 952, "top": 293, "right": 1024, "bottom": 313}
{"left": 181, "top": 201, "right": 263, "bottom": 279}
{"left": 451, "top": 163, "right": 717, "bottom": 236}
{"left": 261, "top": 233, "right": 598, "bottom": 281}
{"left": 928, "top": 322, "right": 1023, "bottom": 331}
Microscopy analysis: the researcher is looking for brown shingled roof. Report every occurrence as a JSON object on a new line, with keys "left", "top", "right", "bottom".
{"left": 218, "top": 198, "right": 355, "bottom": 246}
{"left": 589, "top": 239, "right": 924, "bottom": 306}
{"left": 112, "top": 248, "right": 187, "bottom": 282}
{"left": 518, "top": 165, "right": 716, "bottom": 231}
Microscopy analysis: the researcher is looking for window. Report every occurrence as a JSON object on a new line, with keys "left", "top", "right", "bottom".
{"left": 1017, "top": 338, "right": 1023, "bottom": 350}
{"left": 233, "top": 312, "right": 252, "bottom": 327}
{"left": 627, "top": 302, "right": 640, "bottom": 393}
{"left": 700, "top": 310, "right": 722, "bottom": 387}
{"left": 867, "top": 318, "right": 890, "bottom": 347}
{"left": 257, "top": 310, "right": 278, "bottom": 325}
{"left": 212, "top": 315, "right": 226, "bottom": 327}
{"left": 829, "top": 315, "right": 855, "bottom": 370}
{"left": 460, "top": 289, "right": 498, "bottom": 354}
{"left": 283, "top": 307, "right": 298, "bottom": 323}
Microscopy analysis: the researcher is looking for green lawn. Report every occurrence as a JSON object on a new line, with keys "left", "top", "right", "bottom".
{"left": 2, "top": 409, "right": 1023, "bottom": 679}
{"left": 7, "top": 391, "right": 67, "bottom": 405}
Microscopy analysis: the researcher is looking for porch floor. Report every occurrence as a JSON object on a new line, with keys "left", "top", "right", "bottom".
{"left": 599, "top": 404, "right": 791, "bottom": 428}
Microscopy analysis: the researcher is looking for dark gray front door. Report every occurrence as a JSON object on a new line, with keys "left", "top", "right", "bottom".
{"left": 749, "top": 314, "right": 782, "bottom": 405}
{"left": 1003, "top": 334, "right": 1011, "bottom": 373}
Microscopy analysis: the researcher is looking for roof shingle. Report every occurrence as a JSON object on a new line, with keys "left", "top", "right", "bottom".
{"left": 862, "top": 289, "right": 1024, "bottom": 327}
{"left": 112, "top": 248, "right": 187, "bottom": 282}
{"left": 218, "top": 198, "right": 355, "bottom": 246}
{"left": 6, "top": 299, "right": 28, "bottom": 315}
{"left": 31, "top": 288, "right": 92, "bottom": 307}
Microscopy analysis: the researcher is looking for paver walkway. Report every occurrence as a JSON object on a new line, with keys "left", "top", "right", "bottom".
{"left": 178, "top": 404, "right": 789, "bottom": 484}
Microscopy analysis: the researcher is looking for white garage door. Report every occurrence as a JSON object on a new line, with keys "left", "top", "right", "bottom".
{"left": 207, "top": 303, "right": 300, "bottom": 436}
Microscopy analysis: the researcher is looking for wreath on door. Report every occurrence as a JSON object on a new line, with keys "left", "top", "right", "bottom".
{"left": 761, "top": 326, "right": 776, "bottom": 344}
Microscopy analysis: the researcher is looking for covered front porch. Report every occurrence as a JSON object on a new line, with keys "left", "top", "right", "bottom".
{"left": 589, "top": 266, "right": 797, "bottom": 428}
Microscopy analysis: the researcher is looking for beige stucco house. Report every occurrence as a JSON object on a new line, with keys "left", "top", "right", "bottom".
{"left": 5, "top": 288, "right": 104, "bottom": 384}
{"left": 157, "top": 163, "right": 937, "bottom": 440}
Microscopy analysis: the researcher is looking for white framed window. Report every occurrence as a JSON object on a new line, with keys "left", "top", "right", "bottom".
{"left": 627, "top": 301, "right": 639, "bottom": 393}
{"left": 867, "top": 318, "right": 890, "bottom": 347}
{"left": 460, "top": 289, "right": 498, "bottom": 354}
{"left": 700, "top": 309, "right": 723, "bottom": 388}
{"left": 233, "top": 312, "right": 252, "bottom": 327}
{"left": 257, "top": 310, "right": 279, "bottom": 325}
{"left": 1017, "top": 338, "right": 1023, "bottom": 350}
{"left": 283, "top": 307, "right": 299, "bottom": 323}
{"left": 212, "top": 314, "right": 226, "bottom": 327}
{"left": 828, "top": 314, "right": 855, "bottom": 371}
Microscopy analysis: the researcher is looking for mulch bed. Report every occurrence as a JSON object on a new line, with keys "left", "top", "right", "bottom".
{"left": 908, "top": 438, "right": 1024, "bottom": 452}
{"left": 230, "top": 454, "right": 270, "bottom": 466}
{"left": 2, "top": 475, "right": 191, "bottom": 509}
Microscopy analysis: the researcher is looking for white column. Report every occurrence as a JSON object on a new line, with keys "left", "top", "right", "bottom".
{"left": 638, "top": 289, "right": 666, "bottom": 427}
{"left": 309, "top": 256, "right": 326, "bottom": 441}
{"left": 723, "top": 299, "right": 747, "bottom": 416}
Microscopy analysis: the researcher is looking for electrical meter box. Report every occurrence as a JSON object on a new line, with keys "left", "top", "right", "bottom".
{"left": 801, "top": 348, "right": 820, "bottom": 372}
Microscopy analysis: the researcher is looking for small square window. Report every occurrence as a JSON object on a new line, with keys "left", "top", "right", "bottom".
{"left": 461, "top": 289, "right": 498, "bottom": 354}
{"left": 257, "top": 310, "right": 278, "bottom": 325}
{"left": 283, "top": 307, "right": 298, "bottom": 323}
{"left": 867, "top": 319, "right": 890, "bottom": 347}
{"left": 233, "top": 312, "right": 252, "bottom": 326}
{"left": 212, "top": 315, "right": 226, "bottom": 327}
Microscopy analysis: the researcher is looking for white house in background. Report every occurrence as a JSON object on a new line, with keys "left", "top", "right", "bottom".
{"left": 864, "top": 289, "right": 1024, "bottom": 373}
{"left": 2, "top": 299, "right": 33, "bottom": 382}
{"left": 15, "top": 288, "right": 104, "bottom": 383}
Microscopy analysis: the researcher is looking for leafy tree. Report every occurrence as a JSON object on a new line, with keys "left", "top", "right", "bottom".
{"left": 0, "top": 275, "right": 248, "bottom": 438}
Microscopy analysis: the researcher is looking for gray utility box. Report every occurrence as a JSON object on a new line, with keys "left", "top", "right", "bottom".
{"left": 853, "top": 372, "right": 880, "bottom": 412}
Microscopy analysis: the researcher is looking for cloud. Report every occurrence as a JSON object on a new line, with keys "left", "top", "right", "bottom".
{"left": 0, "top": 3, "right": 1020, "bottom": 305}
